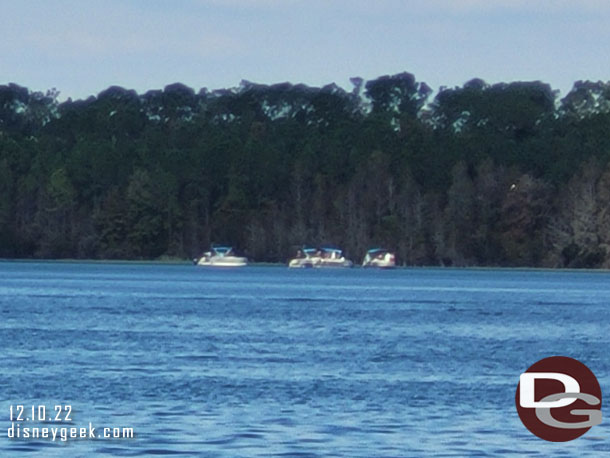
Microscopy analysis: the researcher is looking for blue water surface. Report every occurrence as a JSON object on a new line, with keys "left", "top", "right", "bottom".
{"left": 0, "top": 262, "right": 609, "bottom": 457}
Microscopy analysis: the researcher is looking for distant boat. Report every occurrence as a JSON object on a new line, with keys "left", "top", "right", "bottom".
{"left": 194, "top": 246, "right": 248, "bottom": 267}
{"left": 288, "top": 247, "right": 317, "bottom": 268}
{"left": 362, "top": 248, "right": 396, "bottom": 268}
{"left": 288, "top": 246, "right": 353, "bottom": 268}
{"left": 317, "top": 247, "right": 354, "bottom": 267}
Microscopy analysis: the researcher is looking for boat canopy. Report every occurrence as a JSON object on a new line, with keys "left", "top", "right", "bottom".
{"left": 366, "top": 248, "right": 389, "bottom": 255}
{"left": 320, "top": 246, "right": 343, "bottom": 254}
{"left": 211, "top": 246, "right": 233, "bottom": 255}
{"left": 293, "top": 245, "right": 346, "bottom": 256}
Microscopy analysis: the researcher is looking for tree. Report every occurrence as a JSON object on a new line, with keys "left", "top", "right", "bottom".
{"left": 125, "top": 169, "right": 165, "bottom": 258}
{"left": 443, "top": 161, "right": 476, "bottom": 265}
{"left": 499, "top": 173, "right": 552, "bottom": 265}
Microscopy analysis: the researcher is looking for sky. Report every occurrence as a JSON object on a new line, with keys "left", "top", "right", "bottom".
{"left": 2, "top": 0, "right": 610, "bottom": 101}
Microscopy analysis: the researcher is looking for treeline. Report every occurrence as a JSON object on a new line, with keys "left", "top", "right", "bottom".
{"left": 2, "top": 74, "right": 610, "bottom": 267}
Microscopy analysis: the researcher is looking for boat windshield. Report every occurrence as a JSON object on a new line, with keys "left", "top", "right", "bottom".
{"left": 321, "top": 248, "right": 342, "bottom": 254}
{"left": 212, "top": 246, "right": 233, "bottom": 256}
{"left": 302, "top": 248, "right": 316, "bottom": 256}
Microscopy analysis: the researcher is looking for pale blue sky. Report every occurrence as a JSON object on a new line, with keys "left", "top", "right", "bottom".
{"left": 2, "top": 0, "right": 610, "bottom": 100}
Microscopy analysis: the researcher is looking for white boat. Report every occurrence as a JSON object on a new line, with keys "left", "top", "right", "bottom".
{"left": 317, "top": 247, "right": 353, "bottom": 267}
{"left": 362, "top": 248, "right": 396, "bottom": 268}
{"left": 195, "top": 246, "right": 248, "bottom": 267}
{"left": 288, "top": 247, "right": 317, "bottom": 268}
{"left": 288, "top": 246, "right": 353, "bottom": 268}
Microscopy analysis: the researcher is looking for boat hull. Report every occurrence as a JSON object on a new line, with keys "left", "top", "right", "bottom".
{"left": 288, "top": 258, "right": 315, "bottom": 268}
{"left": 317, "top": 259, "right": 353, "bottom": 268}
{"left": 362, "top": 260, "right": 395, "bottom": 268}
{"left": 288, "top": 257, "right": 353, "bottom": 268}
{"left": 196, "top": 256, "right": 248, "bottom": 267}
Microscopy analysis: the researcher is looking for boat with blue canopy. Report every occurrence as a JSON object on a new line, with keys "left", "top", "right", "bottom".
{"left": 288, "top": 246, "right": 353, "bottom": 268}
{"left": 195, "top": 246, "right": 248, "bottom": 267}
{"left": 362, "top": 248, "right": 396, "bottom": 268}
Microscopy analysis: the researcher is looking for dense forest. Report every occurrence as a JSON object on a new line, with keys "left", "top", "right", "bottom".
{"left": 2, "top": 73, "right": 610, "bottom": 267}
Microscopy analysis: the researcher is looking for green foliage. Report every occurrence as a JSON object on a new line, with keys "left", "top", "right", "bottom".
{"left": 2, "top": 75, "right": 610, "bottom": 266}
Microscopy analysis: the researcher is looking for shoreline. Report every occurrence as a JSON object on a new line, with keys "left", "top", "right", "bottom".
{"left": 2, "top": 258, "right": 610, "bottom": 273}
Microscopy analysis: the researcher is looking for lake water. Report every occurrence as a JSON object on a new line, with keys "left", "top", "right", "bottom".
{"left": 0, "top": 262, "right": 608, "bottom": 457}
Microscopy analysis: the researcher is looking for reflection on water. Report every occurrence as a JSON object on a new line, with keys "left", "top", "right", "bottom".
{"left": 1, "top": 263, "right": 609, "bottom": 456}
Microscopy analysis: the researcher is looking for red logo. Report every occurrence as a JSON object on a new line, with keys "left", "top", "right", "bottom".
{"left": 515, "top": 356, "right": 602, "bottom": 442}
